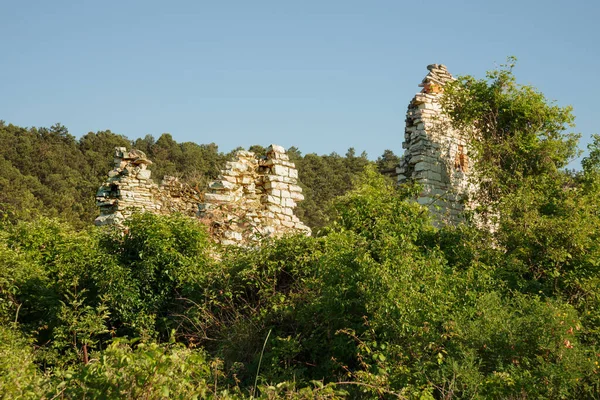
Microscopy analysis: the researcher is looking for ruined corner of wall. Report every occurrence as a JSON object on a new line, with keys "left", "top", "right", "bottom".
{"left": 397, "top": 64, "right": 476, "bottom": 225}
{"left": 95, "top": 147, "right": 199, "bottom": 226}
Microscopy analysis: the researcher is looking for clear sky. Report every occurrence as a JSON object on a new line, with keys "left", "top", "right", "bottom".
{"left": 1, "top": 0, "right": 598, "bottom": 164}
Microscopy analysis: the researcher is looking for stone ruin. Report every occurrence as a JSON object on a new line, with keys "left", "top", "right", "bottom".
{"left": 397, "top": 64, "right": 473, "bottom": 223}
{"left": 96, "top": 64, "right": 474, "bottom": 237}
{"left": 95, "top": 145, "right": 310, "bottom": 245}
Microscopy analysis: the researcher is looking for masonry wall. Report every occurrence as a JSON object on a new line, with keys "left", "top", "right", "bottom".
{"left": 95, "top": 148, "right": 199, "bottom": 226}
{"left": 95, "top": 145, "right": 310, "bottom": 245}
{"left": 397, "top": 64, "right": 472, "bottom": 223}
{"left": 198, "top": 144, "right": 310, "bottom": 246}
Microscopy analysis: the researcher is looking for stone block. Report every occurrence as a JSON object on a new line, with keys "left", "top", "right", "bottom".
{"left": 428, "top": 171, "right": 442, "bottom": 182}
{"left": 264, "top": 175, "right": 285, "bottom": 183}
{"left": 224, "top": 231, "right": 243, "bottom": 241}
{"left": 222, "top": 175, "right": 237, "bottom": 183}
{"left": 283, "top": 198, "right": 296, "bottom": 207}
{"left": 271, "top": 165, "right": 289, "bottom": 176}
{"left": 210, "top": 180, "right": 236, "bottom": 190}
{"left": 290, "top": 191, "right": 304, "bottom": 201}
{"left": 266, "top": 195, "right": 280, "bottom": 204}
{"left": 281, "top": 220, "right": 295, "bottom": 228}
{"left": 240, "top": 175, "right": 253, "bottom": 185}
{"left": 414, "top": 162, "right": 429, "bottom": 172}
{"left": 266, "top": 204, "right": 282, "bottom": 214}
{"left": 264, "top": 181, "right": 288, "bottom": 190}
{"left": 267, "top": 144, "right": 286, "bottom": 154}
{"left": 204, "top": 193, "right": 232, "bottom": 203}
{"left": 227, "top": 161, "right": 246, "bottom": 172}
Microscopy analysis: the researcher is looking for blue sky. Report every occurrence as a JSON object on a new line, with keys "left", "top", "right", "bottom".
{"left": 1, "top": 0, "right": 598, "bottom": 164}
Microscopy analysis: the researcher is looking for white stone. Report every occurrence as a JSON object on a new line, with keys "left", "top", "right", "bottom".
{"left": 283, "top": 198, "right": 296, "bottom": 207}
{"left": 290, "top": 191, "right": 304, "bottom": 201}
{"left": 210, "top": 180, "right": 236, "bottom": 190}
{"left": 271, "top": 165, "right": 289, "bottom": 176}
{"left": 224, "top": 231, "right": 243, "bottom": 241}
{"left": 268, "top": 144, "right": 286, "bottom": 154}
{"left": 205, "top": 193, "right": 232, "bottom": 202}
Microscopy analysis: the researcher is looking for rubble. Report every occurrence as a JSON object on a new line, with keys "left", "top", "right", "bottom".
{"left": 96, "top": 63, "right": 474, "bottom": 236}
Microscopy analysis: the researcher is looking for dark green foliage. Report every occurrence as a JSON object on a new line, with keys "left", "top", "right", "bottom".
{"left": 291, "top": 148, "right": 375, "bottom": 231}
{"left": 0, "top": 122, "right": 96, "bottom": 227}
{"left": 79, "top": 129, "right": 132, "bottom": 178}
{"left": 103, "top": 213, "right": 214, "bottom": 340}
{"left": 376, "top": 149, "right": 400, "bottom": 174}
{"left": 2, "top": 168, "right": 600, "bottom": 397}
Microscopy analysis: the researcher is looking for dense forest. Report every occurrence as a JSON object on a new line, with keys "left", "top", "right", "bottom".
{"left": 0, "top": 120, "right": 398, "bottom": 231}
{"left": 1, "top": 63, "right": 600, "bottom": 399}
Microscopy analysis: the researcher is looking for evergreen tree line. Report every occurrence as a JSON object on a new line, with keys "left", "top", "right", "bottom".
{"left": 0, "top": 121, "right": 399, "bottom": 230}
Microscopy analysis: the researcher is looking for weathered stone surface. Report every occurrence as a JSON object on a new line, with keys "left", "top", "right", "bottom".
{"left": 136, "top": 170, "right": 152, "bottom": 180}
{"left": 198, "top": 144, "right": 311, "bottom": 246}
{"left": 397, "top": 65, "right": 475, "bottom": 224}
{"left": 95, "top": 148, "right": 199, "bottom": 227}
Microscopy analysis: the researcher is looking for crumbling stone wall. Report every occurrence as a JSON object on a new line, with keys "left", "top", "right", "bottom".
{"left": 95, "top": 148, "right": 199, "bottom": 226}
{"left": 97, "top": 64, "right": 473, "bottom": 233}
{"left": 95, "top": 145, "right": 310, "bottom": 245}
{"left": 199, "top": 145, "right": 310, "bottom": 246}
{"left": 397, "top": 64, "right": 473, "bottom": 223}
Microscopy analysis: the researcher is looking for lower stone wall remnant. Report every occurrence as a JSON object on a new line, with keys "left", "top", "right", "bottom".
{"left": 95, "top": 145, "right": 310, "bottom": 245}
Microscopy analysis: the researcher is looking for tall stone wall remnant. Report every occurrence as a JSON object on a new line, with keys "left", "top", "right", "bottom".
{"left": 397, "top": 64, "right": 473, "bottom": 223}
{"left": 95, "top": 145, "right": 310, "bottom": 246}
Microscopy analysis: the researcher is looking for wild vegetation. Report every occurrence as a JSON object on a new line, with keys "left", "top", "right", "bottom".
{"left": 1, "top": 62, "right": 600, "bottom": 399}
